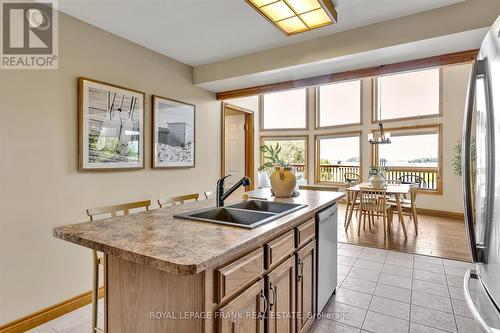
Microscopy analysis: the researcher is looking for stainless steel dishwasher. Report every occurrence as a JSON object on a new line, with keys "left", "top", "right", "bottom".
{"left": 316, "top": 203, "right": 338, "bottom": 313}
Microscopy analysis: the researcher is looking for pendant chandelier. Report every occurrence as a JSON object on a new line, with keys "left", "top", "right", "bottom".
{"left": 368, "top": 123, "right": 391, "bottom": 144}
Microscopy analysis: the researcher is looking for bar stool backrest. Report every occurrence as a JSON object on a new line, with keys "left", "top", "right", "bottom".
{"left": 86, "top": 200, "right": 151, "bottom": 221}
{"left": 158, "top": 193, "right": 199, "bottom": 208}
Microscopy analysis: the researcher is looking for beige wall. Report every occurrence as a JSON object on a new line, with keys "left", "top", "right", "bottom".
{"left": 257, "top": 63, "right": 472, "bottom": 213}
{"left": 0, "top": 13, "right": 221, "bottom": 323}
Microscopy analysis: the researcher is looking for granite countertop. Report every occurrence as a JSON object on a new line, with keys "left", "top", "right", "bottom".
{"left": 53, "top": 190, "right": 344, "bottom": 275}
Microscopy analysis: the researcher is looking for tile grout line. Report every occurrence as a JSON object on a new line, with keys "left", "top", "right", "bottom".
{"left": 359, "top": 246, "right": 386, "bottom": 332}
{"left": 445, "top": 263, "right": 461, "bottom": 333}
{"left": 410, "top": 256, "right": 459, "bottom": 333}
{"left": 331, "top": 246, "right": 376, "bottom": 331}
{"left": 408, "top": 250, "right": 415, "bottom": 333}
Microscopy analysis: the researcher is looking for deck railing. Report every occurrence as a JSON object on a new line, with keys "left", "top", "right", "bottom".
{"left": 289, "top": 164, "right": 360, "bottom": 183}
{"left": 289, "top": 164, "right": 440, "bottom": 191}
{"left": 290, "top": 163, "right": 306, "bottom": 176}
{"left": 384, "top": 166, "right": 439, "bottom": 191}
{"left": 318, "top": 164, "right": 361, "bottom": 183}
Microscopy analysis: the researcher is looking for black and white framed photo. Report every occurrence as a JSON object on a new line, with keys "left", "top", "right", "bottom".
{"left": 152, "top": 95, "right": 195, "bottom": 168}
{"left": 78, "top": 77, "right": 145, "bottom": 170}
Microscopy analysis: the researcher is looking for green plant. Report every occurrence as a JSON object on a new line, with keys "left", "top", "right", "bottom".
{"left": 369, "top": 166, "right": 386, "bottom": 178}
{"left": 261, "top": 140, "right": 305, "bottom": 164}
{"left": 259, "top": 142, "right": 289, "bottom": 171}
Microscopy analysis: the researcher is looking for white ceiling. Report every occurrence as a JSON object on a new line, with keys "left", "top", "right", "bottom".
{"left": 58, "top": 0, "right": 465, "bottom": 66}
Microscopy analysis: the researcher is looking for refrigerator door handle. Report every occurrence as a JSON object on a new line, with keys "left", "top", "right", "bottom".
{"left": 464, "top": 269, "right": 497, "bottom": 333}
{"left": 462, "top": 62, "right": 479, "bottom": 262}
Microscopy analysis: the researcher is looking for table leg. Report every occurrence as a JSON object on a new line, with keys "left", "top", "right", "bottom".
{"left": 395, "top": 194, "right": 408, "bottom": 240}
{"left": 345, "top": 191, "right": 357, "bottom": 232}
{"left": 344, "top": 191, "right": 350, "bottom": 227}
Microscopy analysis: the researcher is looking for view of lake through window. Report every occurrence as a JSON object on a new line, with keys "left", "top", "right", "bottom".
{"left": 378, "top": 133, "right": 438, "bottom": 167}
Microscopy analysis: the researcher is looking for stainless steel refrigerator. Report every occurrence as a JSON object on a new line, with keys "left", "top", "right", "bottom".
{"left": 463, "top": 15, "right": 500, "bottom": 333}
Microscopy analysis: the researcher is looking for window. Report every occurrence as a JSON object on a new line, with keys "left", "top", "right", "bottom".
{"left": 317, "top": 80, "right": 361, "bottom": 128}
{"left": 261, "top": 136, "right": 307, "bottom": 180}
{"left": 375, "top": 125, "right": 442, "bottom": 192}
{"left": 316, "top": 133, "right": 361, "bottom": 184}
{"left": 375, "top": 68, "right": 440, "bottom": 121}
{"left": 262, "top": 88, "right": 307, "bottom": 129}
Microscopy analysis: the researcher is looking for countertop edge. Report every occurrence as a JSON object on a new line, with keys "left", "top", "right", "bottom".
{"left": 53, "top": 192, "right": 344, "bottom": 275}
{"left": 52, "top": 229, "right": 200, "bottom": 275}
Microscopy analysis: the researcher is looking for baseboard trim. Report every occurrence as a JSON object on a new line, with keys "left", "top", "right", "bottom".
{"left": 416, "top": 208, "right": 464, "bottom": 220}
{"left": 339, "top": 202, "right": 464, "bottom": 220}
{"left": 0, "top": 288, "right": 104, "bottom": 333}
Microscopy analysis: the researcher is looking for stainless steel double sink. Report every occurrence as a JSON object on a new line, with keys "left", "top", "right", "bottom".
{"left": 174, "top": 200, "right": 307, "bottom": 229}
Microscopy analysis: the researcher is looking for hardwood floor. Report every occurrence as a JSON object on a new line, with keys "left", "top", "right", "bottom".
{"left": 337, "top": 204, "right": 472, "bottom": 262}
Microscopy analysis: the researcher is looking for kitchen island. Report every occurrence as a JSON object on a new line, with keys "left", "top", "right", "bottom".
{"left": 53, "top": 190, "right": 344, "bottom": 333}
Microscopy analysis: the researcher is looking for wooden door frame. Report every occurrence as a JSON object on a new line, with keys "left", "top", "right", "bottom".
{"left": 221, "top": 102, "right": 255, "bottom": 190}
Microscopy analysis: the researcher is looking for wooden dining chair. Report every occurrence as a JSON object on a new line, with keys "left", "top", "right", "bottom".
{"left": 158, "top": 193, "right": 199, "bottom": 208}
{"left": 344, "top": 189, "right": 361, "bottom": 230}
{"left": 344, "top": 172, "right": 360, "bottom": 184}
{"left": 388, "top": 183, "right": 419, "bottom": 235}
{"left": 359, "top": 188, "right": 391, "bottom": 238}
{"left": 86, "top": 200, "right": 151, "bottom": 333}
{"left": 398, "top": 175, "right": 426, "bottom": 188}
{"left": 204, "top": 191, "right": 215, "bottom": 199}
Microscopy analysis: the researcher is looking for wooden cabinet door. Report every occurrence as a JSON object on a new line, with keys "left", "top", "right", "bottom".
{"left": 267, "top": 256, "right": 296, "bottom": 333}
{"left": 296, "top": 241, "right": 316, "bottom": 333}
{"left": 218, "top": 279, "right": 266, "bottom": 333}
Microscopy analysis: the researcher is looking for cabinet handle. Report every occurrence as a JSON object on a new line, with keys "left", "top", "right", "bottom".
{"left": 298, "top": 260, "right": 304, "bottom": 282}
{"left": 258, "top": 289, "right": 268, "bottom": 320}
{"left": 268, "top": 283, "right": 277, "bottom": 311}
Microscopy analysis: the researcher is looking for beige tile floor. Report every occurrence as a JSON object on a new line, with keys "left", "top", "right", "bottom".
{"left": 313, "top": 243, "right": 484, "bottom": 333}
{"left": 28, "top": 244, "right": 483, "bottom": 333}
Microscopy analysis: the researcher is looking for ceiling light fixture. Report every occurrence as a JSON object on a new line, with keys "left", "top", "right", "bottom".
{"left": 368, "top": 123, "right": 391, "bottom": 145}
{"left": 246, "top": 0, "right": 338, "bottom": 36}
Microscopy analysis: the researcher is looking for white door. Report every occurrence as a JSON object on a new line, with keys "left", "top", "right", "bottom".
{"left": 225, "top": 114, "right": 246, "bottom": 187}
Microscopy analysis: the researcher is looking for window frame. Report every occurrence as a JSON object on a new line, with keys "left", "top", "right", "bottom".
{"left": 315, "top": 79, "right": 363, "bottom": 129}
{"left": 371, "top": 124, "right": 443, "bottom": 195}
{"left": 259, "top": 88, "right": 309, "bottom": 131}
{"left": 260, "top": 135, "right": 309, "bottom": 180}
{"left": 314, "top": 131, "right": 362, "bottom": 185}
{"left": 372, "top": 67, "right": 443, "bottom": 124}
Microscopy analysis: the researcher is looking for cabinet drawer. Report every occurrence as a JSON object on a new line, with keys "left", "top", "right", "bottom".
{"left": 216, "top": 248, "right": 264, "bottom": 303}
{"left": 296, "top": 219, "right": 315, "bottom": 249}
{"left": 266, "top": 230, "right": 295, "bottom": 269}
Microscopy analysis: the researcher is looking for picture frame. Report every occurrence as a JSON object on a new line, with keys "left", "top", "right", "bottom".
{"left": 78, "top": 77, "right": 145, "bottom": 171}
{"left": 152, "top": 95, "right": 196, "bottom": 168}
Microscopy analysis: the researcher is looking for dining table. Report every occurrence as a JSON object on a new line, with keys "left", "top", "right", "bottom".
{"left": 344, "top": 182, "right": 411, "bottom": 239}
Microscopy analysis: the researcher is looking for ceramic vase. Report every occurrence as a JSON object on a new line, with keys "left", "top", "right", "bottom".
{"left": 270, "top": 166, "right": 297, "bottom": 198}
{"left": 369, "top": 172, "right": 386, "bottom": 189}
